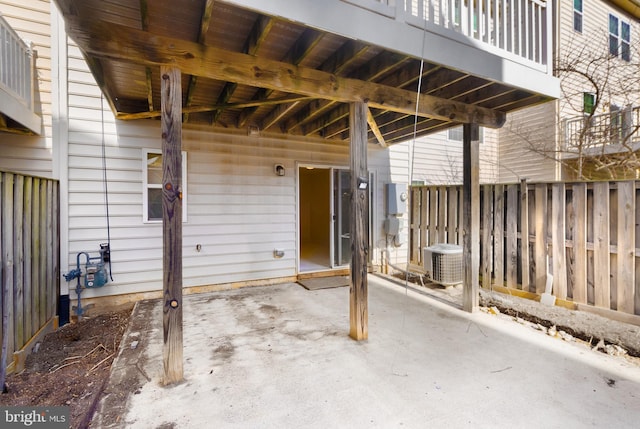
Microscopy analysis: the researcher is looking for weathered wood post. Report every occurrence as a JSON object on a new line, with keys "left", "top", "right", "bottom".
{"left": 349, "top": 101, "right": 368, "bottom": 340}
{"left": 161, "top": 65, "right": 183, "bottom": 384}
{"left": 463, "top": 123, "right": 480, "bottom": 312}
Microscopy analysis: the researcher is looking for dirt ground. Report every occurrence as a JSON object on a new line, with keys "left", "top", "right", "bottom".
{"left": 0, "top": 308, "right": 133, "bottom": 429}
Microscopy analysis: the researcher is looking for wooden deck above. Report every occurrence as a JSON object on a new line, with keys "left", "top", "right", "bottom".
{"left": 54, "top": 0, "right": 560, "bottom": 145}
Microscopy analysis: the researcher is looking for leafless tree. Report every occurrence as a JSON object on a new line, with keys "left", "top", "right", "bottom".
{"left": 504, "top": 30, "right": 640, "bottom": 180}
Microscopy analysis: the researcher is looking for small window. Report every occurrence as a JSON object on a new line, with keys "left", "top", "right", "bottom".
{"left": 573, "top": 0, "right": 582, "bottom": 33}
{"left": 583, "top": 92, "right": 596, "bottom": 114}
{"left": 609, "top": 14, "right": 631, "bottom": 62}
{"left": 447, "top": 126, "right": 484, "bottom": 142}
{"left": 143, "top": 149, "right": 187, "bottom": 223}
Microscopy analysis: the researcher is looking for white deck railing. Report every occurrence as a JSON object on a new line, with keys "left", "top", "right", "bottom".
{"left": 0, "top": 14, "right": 33, "bottom": 109}
{"left": 343, "top": 0, "right": 551, "bottom": 73}
{"left": 564, "top": 106, "right": 640, "bottom": 152}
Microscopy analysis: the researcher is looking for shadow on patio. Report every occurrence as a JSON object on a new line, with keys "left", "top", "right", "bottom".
{"left": 94, "top": 276, "right": 640, "bottom": 428}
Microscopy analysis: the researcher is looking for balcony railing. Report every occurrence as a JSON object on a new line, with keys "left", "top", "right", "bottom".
{"left": 343, "top": 0, "right": 551, "bottom": 72}
{"left": 0, "top": 13, "right": 33, "bottom": 110}
{"left": 564, "top": 106, "right": 640, "bottom": 154}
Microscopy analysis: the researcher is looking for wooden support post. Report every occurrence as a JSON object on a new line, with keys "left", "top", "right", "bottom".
{"left": 161, "top": 65, "right": 184, "bottom": 384}
{"left": 349, "top": 102, "right": 368, "bottom": 341}
{"left": 462, "top": 124, "right": 480, "bottom": 312}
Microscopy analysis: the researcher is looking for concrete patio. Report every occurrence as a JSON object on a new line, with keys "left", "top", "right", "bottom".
{"left": 94, "top": 275, "right": 640, "bottom": 428}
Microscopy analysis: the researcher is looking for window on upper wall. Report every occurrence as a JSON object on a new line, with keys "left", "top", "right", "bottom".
{"left": 609, "top": 14, "right": 631, "bottom": 62}
{"left": 573, "top": 0, "right": 583, "bottom": 33}
{"left": 447, "top": 126, "right": 484, "bottom": 142}
{"left": 143, "top": 149, "right": 187, "bottom": 223}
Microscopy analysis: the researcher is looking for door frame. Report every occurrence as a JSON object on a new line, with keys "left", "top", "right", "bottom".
{"left": 296, "top": 162, "right": 376, "bottom": 274}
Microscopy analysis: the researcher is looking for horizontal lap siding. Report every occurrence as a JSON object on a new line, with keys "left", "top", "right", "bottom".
{"left": 0, "top": 0, "right": 53, "bottom": 177}
{"left": 498, "top": 103, "right": 558, "bottom": 182}
{"left": 411, "top": 128, "right": 499, "bottom": 185}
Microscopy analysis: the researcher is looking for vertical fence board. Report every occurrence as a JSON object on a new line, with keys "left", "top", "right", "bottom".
{"left": 46, "top": 181, "right": 54, "bottom": 320}
{"left": 552, "top": 183, "right": 567, "bottom": 299}
{"left": 593, "top": 182, "right": 610, "bottom": 308}
{"left": 410, "top": 188, "right": 420, "bottom": 264}
{"left": 458, "top": 188, "right": 464, "bottom": 245}
{"left": 609, "top": 187, "right": 618, "bottom": 310}
{"left": 23, "top": 177, "right": 32, "bottom": 338}
{"left": 419, "top": 188, "right": 427, "bottom": 262}
{"left": 572, "top": 183, "right": 587, "bottom": 303}
{"left": 506, "top": 184, "right": 518, "bottom": 288}
{"left": 39, "top": 182, "right": 47, "bottom": 325}
{"left": 13, "top": 175, "right": 24, "bottom": 350}
{"left": 31, "top": 178, "right": 41, "bottom": 332}
{"left": 494, "top": 184, "right": 505, "bottom": 287}
{"left": 429, "top": 187, "right": 437, "bottom": 245}
{"left": 636, "top": 186, "right": 640, "bottom": 315}
{"left": 482, "top": 185, "right": 493, "bottom": 288}
{"left": 520, "top": 180, "right": 530, "bottom": 291}
{"left": 617, "top": 181, "right": 635, "bottom": 314}
{"left": 534, "top": 184, "right": 547, "bottom": 293}
{"left": 447, "top": 187, "right": 458, "bottom": 244}
{"left": 438, "top": 186, "right": 446, "bottom": 243}
{"left": 2, "top": 173, "right": 15, "bottom": 358}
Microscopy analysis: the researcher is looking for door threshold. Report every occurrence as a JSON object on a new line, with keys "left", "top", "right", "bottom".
{"left": 298, "top": 268, "right": 350, "bottom": 280}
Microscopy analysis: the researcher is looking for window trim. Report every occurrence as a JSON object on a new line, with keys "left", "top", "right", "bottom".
{"left": 447, "top": 126, "right": 484, "bottom": 143}
{"left": 573, "top": 0, "right": 583, "bottom": 33}
{"left": 142, "top": 148, "right": 187, "bottom": 223}
{"left": 609, "top": 13, "right": 631, "bottom": 62}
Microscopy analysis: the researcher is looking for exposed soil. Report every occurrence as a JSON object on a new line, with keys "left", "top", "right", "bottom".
{"left": 389, "top": 271, "right": 640, "bottom": 359}
{"left": 0, "top": 308, "right": 133, "bottom": 429}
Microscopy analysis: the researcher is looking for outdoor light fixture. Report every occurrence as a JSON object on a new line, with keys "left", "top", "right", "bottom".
{"left": 274, "top": 164, "right": 285, "bottom": 176}
{"left": 357, "top": 176, "right": 368, "bottom": 190}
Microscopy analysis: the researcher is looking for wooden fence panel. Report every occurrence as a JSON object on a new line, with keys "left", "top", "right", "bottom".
{"left": 593, "top": 182, "right": 610, "bottom": 308}
{"left": 552, "top": 183, "right": 567, "bottom": 300}
{"left": 506, "top": 184, "right": 518, "bottom": 288}
{"left": 520, "top": 180, "right": 530, "bottom": 292}
{"left": 617, "top": 181, "right": 635, "bottom": 313}
{"left": 571, "top": 183, "right": 587, "bottom": 303}
{"left": 534, "top": 184, "right": 547, "bottom": 294}
{"left": 1, "top": 171, "right": 59, "bottom": 373}
{"left": 408, "top": 179, "right": 640, "bottom": 318}
{"left": 410, "top": 187, "right": 420, "bottom": 264}
{"left": 482, "top": 185, "right": 493, "bottom": 289}
{"left": 494, "top": 184, "right": 505, "bottom": 287}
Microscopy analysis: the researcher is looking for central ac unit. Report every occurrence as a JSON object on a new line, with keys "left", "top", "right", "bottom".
{"left": 423, "top": 243, "right": 463, "bottom": 286}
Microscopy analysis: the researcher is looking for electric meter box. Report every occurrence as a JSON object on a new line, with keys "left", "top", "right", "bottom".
{"left": 386, "top": 183, "right": 407, "bottom": 215}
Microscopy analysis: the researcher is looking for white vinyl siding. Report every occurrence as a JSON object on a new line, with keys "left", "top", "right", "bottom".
{"left": 0, "top": 0, "right": 52, "bottom": 177}
{"left": 498, "top": 103, "right": 558, "bottom": 183}
{"left": 410, "top": 128, "right": 498, "bottom": 186}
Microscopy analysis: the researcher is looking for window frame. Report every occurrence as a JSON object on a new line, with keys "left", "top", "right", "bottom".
{"left": 573, "top": 0, "right": 583, "bottom": 33}
{"left": 142, "top": 148, "right": 188, "bottom": 223}
{"left": 447, "top": 126, "right": 484, "bottom": 143}
{"left": 609, "top": 13, "right": 631, "bottom": 62}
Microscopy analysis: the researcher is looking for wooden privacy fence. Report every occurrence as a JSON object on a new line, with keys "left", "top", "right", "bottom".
{"left": 409, "top": 180, "right": 640, "bottom": 317}
{"left": 1, "top": 171, "right": 60, "bottom": 373}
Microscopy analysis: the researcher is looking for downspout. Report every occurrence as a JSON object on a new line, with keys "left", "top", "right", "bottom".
{"left": 51, "top": 2, "right": 70, "bottom": 325}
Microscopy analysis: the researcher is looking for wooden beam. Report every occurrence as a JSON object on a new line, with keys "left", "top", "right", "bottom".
{"left": 212, "top": 15, "right": 275, "bottom": 124}
{"left": 160, "top": 65, "right": 183, "bottom": 385}
{"left": 117, "top": 95, "right": 313, "bottom": 120}
{"left": 349, "top": 101, "right": 368, "bottom": 341}
{"left": 237, "top": 27, "right": 323, "bottom": 127}
{"left": 64, "top": 17, "right": 506, "bottom": 128}
{"left": 463, "top": 123, "right": 480, "bottom": 312}
{"left": 366, "top": 107, "right": 386, "bottom": 147}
